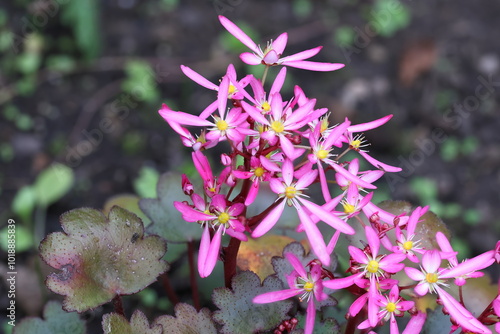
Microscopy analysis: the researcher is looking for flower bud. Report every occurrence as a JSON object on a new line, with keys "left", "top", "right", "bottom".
{"left": 181, "top": 174, "right": 194, "bottom": 195}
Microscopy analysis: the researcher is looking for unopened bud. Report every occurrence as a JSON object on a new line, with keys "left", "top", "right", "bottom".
{"left": 221, "top": 154, "right": 231, "bottom": 166}
{"left": 182, "top": 174, "right": 194, "bottom": 195}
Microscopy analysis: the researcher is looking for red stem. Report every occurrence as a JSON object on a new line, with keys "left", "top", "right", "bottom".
{"left": 160, "top": 272, "right": 180, "bottom": 306}
{"left": 223, "top": 237, "right": 242, "bottom": 288}
{"left": 112, "top": 295, "right": 125, "bottom": 317}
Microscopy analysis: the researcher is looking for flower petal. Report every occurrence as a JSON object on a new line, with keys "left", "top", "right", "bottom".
{"left": 284, "top": 253, "right": 307, "bottom": 279}
{"left": 304, "top": 299, "right": 316, "bottom": 334}
{"left": 283, "top": 60, "right": 345, "bottom": 71}
{"left": 218, "top": 16, "right": 258, "bottom": 53}
{"left": 180, "top": 65, "right": 218, "bottom": 90}
{"left": 253, "top": 288, "right": 300, "bottom": 303}
{"left": 251, "top": 201, "right": 285, "bottom": 238}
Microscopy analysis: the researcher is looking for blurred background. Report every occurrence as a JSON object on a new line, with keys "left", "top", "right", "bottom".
{"left": 1, "top": 0, "right": 500, "bottom": 328}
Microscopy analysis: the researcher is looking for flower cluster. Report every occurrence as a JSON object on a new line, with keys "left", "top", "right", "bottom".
{"left": 160, "top": 16, "right": 500, "bottom": 334}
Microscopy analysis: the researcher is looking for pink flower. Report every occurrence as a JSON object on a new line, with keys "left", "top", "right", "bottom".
{"left": 435, "top": 232, "right": 493, "bottom": 286}
{"left": 240, "top": 67, "right": 288, "bottom": 115}
{"left": 349, "top": 226, "right": 406, "bottom": 326}
{"left": 358, "top": 284, "right": 415, "bottom": 333}
{"left": 242, "top": 93, "right": 320, "bottom": 159}
{"left": 159, "top": 76, "right": 255, "bottom": 145}
{"left": 175, "top": 194, "right": 246, "bottom": 277}
{"left": 232, "top": 155, "right": 280, "bottom": 206}
{"left": 337, "top": 183, "right": 374, "bottom": 221}
{"left": 335, "top": 158, "right": 385, "bottom": 192}
{"left": 180, "top": 63, "right": 252, "bottom": 118}
{"left": 405, "top": 249, "right": 493, "bottom": 333}
{"left": 393, "top": 206, "right": 427, "bottom": 263}
{"left": 345, "top": 115, "right": 402, "bottom": 172}
{"left": 253, "top": 253, "right": 328, "bottom": 334}
{"left": 251, "top": 159, "right": 355, "bottom": 265}
{"left": 219, "top": 16, "right": 344, "bottom": 71}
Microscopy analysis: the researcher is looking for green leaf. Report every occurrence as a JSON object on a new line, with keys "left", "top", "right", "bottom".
{"left": 61, "top": 0, "right": 101, "bottom": 60}
{"left": 0, "top": 224, "right": 33, "bottom": 252}
{"left": 334, "top": 26, "right": 355, "bottom": 47}
{"left": 464, "top": 208, "right": 481, "bottom": 226}
{"left": 11, "top": 185, "right": 36, "bottom": 223}
{"left": 291, "top": 316, "right": 341, "bottom": 334}
{"left": 461, "top": 136, "right": 479, "bottom": 155}
{"left": 122, "top": 60, "right": 160, "bottom": 104}
{"left": 140, "top": 172, "right": 201, "bottom": 243}
{"left": 422, "top": 307, "right": 451, "bottom": 334}
{"left": 292, "top": 0, "right": 313, "bottom": 18}
{"left": 39, "top": 206, "right": 168, "bottom": 312}
{"left": 440, "top": 137, "right": 460, "bottom": 161}
{"left": 154, "top": 303, "right": 217, "bottom": 334}
{"left": 409, "top": 177, "right": 437, "bottom": 203}
{"left": 102, "top": 310, "right": 163, "bottom": 334}
{"left": 16, "top": 52, "right": 41, "bottom": 74}
{"left": 14, "top": 301, "right": 86, "bottom": 334}
{"left": 34, "top": 163, "right": 74, "bottom": 207}
{"left": 45, "top": 55, "right": 77, "bottom": 73}
{"left": 371, "top": 0, "right": 411, "bottom": 37}
{"left": 212, "top": 271, "right": 293, "bottom": 334}
{"left": 133, "top": 166, "right": 160, "bottom": 199}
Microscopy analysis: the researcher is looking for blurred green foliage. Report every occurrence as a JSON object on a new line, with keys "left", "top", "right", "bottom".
{"left": 122, "top": 60, "right": 161, "bottom": 104}
{"left": 60, "top": 0, "right": 101, "bottom": 60}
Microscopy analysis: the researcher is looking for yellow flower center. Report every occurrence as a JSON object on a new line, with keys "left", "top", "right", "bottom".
{"left": 303, "top": 281, "right": 314, "bottom": 292}
{"left": 386, "top": 302, "right": 397, "bottom": 313}
{"left": 367, "top": 260, "right": 379, "bottom": 273}
{"left": 320, "top": 118, "right": 329, "bottom": 133}
{"left": 216, "top": 119, "right": 228, "bottom": 131}
{"left": 316, "top": 149, "right": 329, "bottom": 160}
{"left": 285, "top": 186, "right": 297, "bottom": 199}
{"left": 343, "top": 202, "right": 356, "bottom": 214}
{"left": 254, "top": 167, "right": 265, "bottom": 178}
{"left": 271, "top": 120, "right": 285, "bottom": 133}
{"left": 228, "top": 84, "right": 237, "bottom": 95}
{"left": 426, "top": 272, "right": 439, "bottom": 284}
{"left": 261, "top": 101, "right": 271, "bottom": 112}
{"left": 403, "top": 241, "right": 413, "bottom": 250}
{"left": 350, "top": 139, "right": 362, "bottom": 149}
{"left": 218, "top": 212, "right": 230, "bottom": 225}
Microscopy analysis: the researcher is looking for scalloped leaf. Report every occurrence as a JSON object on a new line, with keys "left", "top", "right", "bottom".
{"left": 290, "top": 316, "right": 341, "bottom": 334}
{"left": 102, "top": 310, "right": 163, "bottom": 334}
{"left": 39, "top": 206, "right": 168, "bottom": 312}
{"left": 237, "top": 234, "right": 295, "bottom": 280}
{"left": 154, "top": 303, "right": 217, "bottom": 334}
{"left": 421, "top": 306, "right": 451, "bottom": 334}
{"left": 14, "top": 301, "right": 86, "bottom": 334}
{"left": 212, "top": 271, "right": 293, "bottom": 334}
{"left": 271, "top": 242, "right": 337, "bottom": 309}
{"left": 140, "top": 172, "right": 201, "bottom": 242}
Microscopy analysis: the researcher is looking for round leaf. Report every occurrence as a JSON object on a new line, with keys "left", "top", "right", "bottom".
{"left": 39, "top": 206, "right": 168, "bottom": 312}
{"left": 34, "top": 163, "right": 74, "bottom": 207}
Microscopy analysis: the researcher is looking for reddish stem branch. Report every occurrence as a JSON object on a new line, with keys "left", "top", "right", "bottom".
{"left": 160, "top": 272, "right": 180, "bottom": 306}
{"left": 223, "top": 237, "right": 242, "bottom": 288}
{"left": 112, "top": 295, "right": 125, "bottom": 317}
{"left": 188, "top": 240, "right": 201, "bottom": 311}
